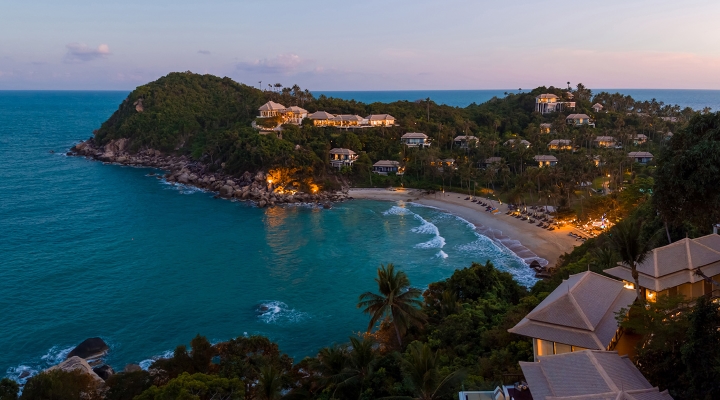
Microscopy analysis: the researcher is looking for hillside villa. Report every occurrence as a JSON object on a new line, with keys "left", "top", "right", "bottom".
{"left": 257, "top": 101, "right": 308, "bottom": 125}
{"left": 547, "top": 139, "right": 572, "bottom": 151}
{"left": 628, "top": 151, "right": 653, "bottom": 164}
{"left": 508, "top": 271, "right": 637, "bottom": 360}
{"left": 604, "top": 233, "right": 720, "bottom": 303}
{"left": 566, "top": 113, "right": 595, "bottom": 127}
{"left": 594, "top": 136, "right": 616, "bottom": 148}
{"left": 592, "top": 103, "right": 604, "bottom": 112}
{"left": 329, "top": 148, "right": 357, "bottom": 169}
{"left": 632, "top": 133, "right": 648, "bottom": 145}
{"left": 308, "top": 112, "right": 395, "bottom": 128}
{"left": 535, "top": 94, "right": 575, "bottom": 114}
{"left": 534, "top": 155, "right": 557, "bottom": 167}
{"left": 454, "top": 135, "right": 478, "bottom": 149}
{"left": 401, "top": 132, "right": 431, "bottom": 148}
{"left": 372, "top": 160, "right": 402, "bottom": 175}
{"left": 539, "top": 123, "right": 552, "bottom": 134}
{"left": 504, "top": 139, "right": 531, "bottom": 149}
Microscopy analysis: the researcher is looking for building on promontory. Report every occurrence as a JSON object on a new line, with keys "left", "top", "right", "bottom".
{"left": 365, "top": 114, "right": 396, "bottom": 127}
{"left": 257, "top": 101, "right": 308, "bottom": 125}
{"left": 535, "top": 94, "right": 575, "bottom": 114}
{"left": 401, "top": 132, "right": 431, "bottom": 148}
{"left": 329, "top": 148, "right": 357, "bottom": 169}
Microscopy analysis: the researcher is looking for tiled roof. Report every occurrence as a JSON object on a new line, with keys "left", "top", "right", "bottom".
{"left": 537, "top": 94, "right": 559, "bottom": 99}
{"left": 534, "top": 155, "right": 558, "bottom": 162}
{"left": 485, "top": 157, "right": 502, "bottom": 164}
{"left": 520, "top": 351, "right": 673, "bottom": 400}
{"left": 332, "top": 114, "right": 364, "bottom": 122}
{"left": 284, "top": 106, "right": 308, "bottom": 114}
{"left": 454, "top": 135, "right": 478, "bottom": 141}
{"left": 567, "top": 113, "right": 590, "bottom": 119}
{"left": 628, "top": 152, "right": 653, "bottom": 158}
{"left": 595, "top": 136, "right": 616, "bottom": 141}
{"left": 508, "top": 271, "right": 636, "bottom": 349}
{"left": 540, "top": 123, "right": 552, "bottom": 128}
{"left": 605, "top": 234, "right": 720, "bottom": 292}
{"left": 308, "top": 111, "right": 335, "bottom": 120}
{"left": 402, "top": 132, "right": 428, "bottom": 139}
{"left": 548, "top": 139, "right": 572, "bottom": 145}
{"left": 505, "top": 139, "right": 531, "bottom": 146}
{"left": 373, "top": 160, "right": 399, "bottom": 167}
{"left": 329, "top": 148, "right": 356, "bottom": 155}
{"left": 366, "top": 114, "right": 395, "bottom": 120}
{"left": 593, "top": 103, "right": 604, "bottom": 109}
{"left": 258, "top": 101, "right": 286, "bottom": 111}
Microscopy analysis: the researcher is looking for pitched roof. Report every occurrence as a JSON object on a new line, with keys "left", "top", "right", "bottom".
{"left": 595, "top": 136, "right": 616, "bottom": 141}
{"left": 632, "top": 134, "right": 648, "bottom": 139}
{"left": 332, "top": 114, "right": 364, "bottom": 122}
{"left": 505, "top": 139, "right": 531, "bottom": 146}
{"left": 402, "top": 132, "right": 428, "bottom": 139}
{"left": 520, "top": 351, "right": 673, "bottom": 400}
{"left": 308, "top": 111, "right": 335, "bottom": 120}
{"left": 628, "top": 152, "right": 653, "bottom": 158}
{"left": 540, "top": 123, "right": 553, "bottom": 128}
{"left": 366, "top": 114, "right": 395, "bottom": 121}
{"left": 454, "top": 135, "right": 478, "bottom": 141}
{"left": 509, "top": 271, "right": 636, "bottom": 349}
{"left": 592, "top": 103, "right": 604, "bottom": 109}
{"left": 605, "top": 234, "right": 720, "bottom": 292}
{"left": 534, "top": 155, "right": 558, "bottom": 162}
{"left": 484, "top": 157, "right": 502, "bottom": 164}
{"left": 258, "top": 101, "right": 286, "bottom": 111}
{"left": 284, "top": 106, "right": 308, "bottom": 114}
{"left": 548, "top": 139, "right": 572, "bottom": 146}
{"left": 537, "top": 94, "right": 559, "bottom": 99}
{"left": 567, "top": 113, "right": 590, "bottom": 119}
{"left": 373, "top": 160, "right": 400, "bottom": 167}
{"left": 329, "top": 148, "right": 356, "bottom": 155}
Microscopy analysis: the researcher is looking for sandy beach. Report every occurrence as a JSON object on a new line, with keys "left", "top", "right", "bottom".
{"left": 348, "top": 188, "right": 581, "bottom": 268}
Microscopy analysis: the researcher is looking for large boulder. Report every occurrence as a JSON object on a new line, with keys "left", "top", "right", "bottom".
{"left": 92, "top": 365, "right": 115, "bottom": 381}
{"left": 124, "top": 364, "right": 142, "bottom": 373}
{"left": 67, "top": 337, "right": 109, "bottom": 360}
{"left": 220, "top": 185, "right": 234, "bottom": 197}
{"left": 177, "top": 173, "right": 190, "bottom": 184}
{"left": 49, "top": 356, "right": 104, "bottom": 383}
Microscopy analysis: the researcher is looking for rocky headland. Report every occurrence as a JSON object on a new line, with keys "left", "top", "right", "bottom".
{"left": 69, "top": 138, "right": 349, "bottom": 208}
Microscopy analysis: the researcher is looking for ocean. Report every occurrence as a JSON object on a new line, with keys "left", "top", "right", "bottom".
{"left": 0, "top": 91, "right": 532, "bottom": 381}
{"left": 314, "top": 89, "right": 720, "bottom": 110}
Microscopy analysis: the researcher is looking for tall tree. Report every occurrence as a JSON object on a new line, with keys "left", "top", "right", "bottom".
{"left": 608, "top": 220, "right": 656, "bottom": 301}
{"left": 358, "top": 264, "right": 426, "bottom": 345}
{"left": 399, "top": 342, "right": 465, "bottom": 400}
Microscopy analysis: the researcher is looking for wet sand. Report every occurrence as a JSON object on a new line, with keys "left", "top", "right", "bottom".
{"left": 348, "top": 188, "right": 580, "bottom": 268}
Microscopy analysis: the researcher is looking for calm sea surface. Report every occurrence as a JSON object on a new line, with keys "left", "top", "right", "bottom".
{"left": 0, "top": 91, "right": 532, "bottom": 381}
{"left": 315, "top": 89, "right": 720, "bottom": 110}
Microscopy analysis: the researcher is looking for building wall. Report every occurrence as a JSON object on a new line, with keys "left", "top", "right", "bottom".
{"left": 533, "top": 338, "right": 589, "bottom": 361}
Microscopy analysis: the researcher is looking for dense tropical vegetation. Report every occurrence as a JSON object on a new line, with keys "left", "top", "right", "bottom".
{"left": 8, "top": 73, "right": 720, "bottom": 398}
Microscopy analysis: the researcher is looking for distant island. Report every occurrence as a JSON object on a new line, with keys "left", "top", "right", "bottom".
{"left": 23, "top": 71, "right": 719, "bottom": 400}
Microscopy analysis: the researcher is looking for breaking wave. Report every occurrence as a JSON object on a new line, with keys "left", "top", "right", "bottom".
{"left": 256, "top": 301, "right": 309, "bottom": 324}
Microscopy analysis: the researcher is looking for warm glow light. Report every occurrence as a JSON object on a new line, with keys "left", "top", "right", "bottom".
{"left": 624, "top": 282, "right": 635, "bottom": 290}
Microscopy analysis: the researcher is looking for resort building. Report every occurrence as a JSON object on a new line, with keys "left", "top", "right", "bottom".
{"left": 329, "top": 148, "right": 357, "bottom": 169}
{"left": 365, "top": 114, "right": 396, "bottom": 127}
{"left": 331, "top": 114, "right": 367, "bottom": 127}
{"left": 566, "top": 113, "right": 595, "bottom": 127}
{"left": 539, "top": 123, "right": 552, "bottom": 134}
{"left": 594, "top": 136, "right": 616, "bottom": 148}
{"left": 504, "top": 139, "right": 531, "bottom": 149}
{"left": 518, "top": 351, "right": 673, "bottom": 400}
{"left": 566, "top": 91, "right": 574, "bottom": 100}
{"left": 480, "top": 157, "right": 503, "bottom": 169}
{"left": 547, "top": 139, "right": 572, "bottom": 151}
{"left": 401, "top": 132, "right": 431, "bottom": 148}
{"left": 534, "top": 155, "right": 557, "bottom": 167}
{"left": 535, "top": 94, "right": 575, "bottom": 114}
{"left": 628, "top": 151, "right": 653, "bottom": 164}
{"left": 453, "top": 135, "right": 478, "bottom": 149}
{"left": 631, "top": 133, "right": 648, "bottom": 145}
{"left": 508, "top": 271, "right": 636, "bottom": 360}
{"left": 592, "top": 103, "right": 604, "bottom": 113}
{"left": 372, "top": 160, "right": 402, "bottom": 175}
{"left": 257, "top": 101, "right": 308, "bottom": 125}
{"left": 604, "top": 233, "right": 720, "bottom": 303}
{"left": 308, "top": 111, "right": 335, "bottom": 126}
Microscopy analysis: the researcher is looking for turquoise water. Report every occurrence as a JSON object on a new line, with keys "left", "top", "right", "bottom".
{"left": 0, "top": 91, "right": 534, "bottom": 381}
{"left": 314, "top": 89, "right": 720, "bottom": 110}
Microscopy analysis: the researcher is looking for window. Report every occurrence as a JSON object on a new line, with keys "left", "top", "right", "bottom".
{"left": 554, "top": 343, "right": 572, "bottom": 354}
{"left": 535, "top": 339, "right": 554, "bottom": 357}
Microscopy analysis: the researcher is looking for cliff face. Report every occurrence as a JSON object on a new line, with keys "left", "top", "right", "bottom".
{"left": 95, "top": 72, "right": 265, "bottom": 153}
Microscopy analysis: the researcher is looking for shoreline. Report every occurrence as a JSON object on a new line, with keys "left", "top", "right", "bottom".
{"left": 348, "top": 188, "right": 580, "bottom": 269}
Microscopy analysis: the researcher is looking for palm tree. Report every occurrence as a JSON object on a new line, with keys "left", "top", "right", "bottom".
{"left": 608, "top": 220, "right": 657, "bottom": 301}
{"left": 399, "top": 342, "right": 465, "bottom": 400}
{"left": 257, "top": 365, "right": 283, "bottom": 400}
{"left": 357, "top": 264, "right": 426, "bottom": 346}
{"left": 335, "top": 336, "right": 377, "bottom": 400}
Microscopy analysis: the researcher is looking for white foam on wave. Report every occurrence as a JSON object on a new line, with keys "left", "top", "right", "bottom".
{"left": 139, "top": 349, "right": 175, "bottom": 370}
{"left": 383, "top": 205, "right": 447, "bottom": 249}
{"left": 382, "top": 205, "right": 412, "bottom": 216}
{"left": 159, "top": 179, "right": 208, "bottom": 195}
{"left": 5, "top": 345, "right": 75, "bottom": 384}
{"left": 436, "top": 250, "right": 448, "bottom": 259}
{"left": 256, "top": 301, "right": 309, "bottom": 324}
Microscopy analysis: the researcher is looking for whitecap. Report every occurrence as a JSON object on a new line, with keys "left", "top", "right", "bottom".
{"left": 256, "top": 301, "right": 309, "bottom": 324}
{"left": 410, "top": 215, "right": 445, "bottom": 249}
{"left": 382, "top": 205, "right": 412, "bottom": 216}
{"left": 139, "top": 349, "right": 174, "bottom": 370}
{"left": 436, "top": 250, "right": 448, "bottom": 259}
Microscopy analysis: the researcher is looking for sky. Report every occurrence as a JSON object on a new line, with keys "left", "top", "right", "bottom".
{"left": 1, "top": 0, "right": 720, "bottom": 91}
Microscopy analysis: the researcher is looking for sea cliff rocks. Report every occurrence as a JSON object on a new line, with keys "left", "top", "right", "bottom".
{"left": 67, "top": 337, "right": 109, "bottom": 361}
{"left": 48, "top": 356, "right": 105, "bottom": 384}
{"left": 70, "top": 138, "right": 350, "bottom": 207}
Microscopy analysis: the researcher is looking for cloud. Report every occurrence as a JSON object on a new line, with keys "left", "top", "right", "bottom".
{"left": 198, "top": 50, "right": 211, "bottom": 55}
{"left": 64, "top": 43, "right": 111, "bottom": 62}
{"left": 236, "top": 54, "right": 304, "bottom": 74}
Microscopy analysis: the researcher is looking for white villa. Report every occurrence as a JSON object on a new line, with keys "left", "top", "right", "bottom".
{"left": 308, "top": 111, "right": 394, "bottom": 128}
{"left": 308, "top": 111, "right": 336, "bottom": 127}
{"left": 535, "top": 94, "right": 575, "bottom": 114}
{"left": 365, "top": 114, "right": 396, "bottom": 127}
{"left": 329, "top": 148, "right": 357, "bottom": 169}
{"left": 257, "top": 101, "right": 308, "bottom": 125}
{"left": 534, "top": 155, "right": 558, "bottom": 167}
{"left": 453, "top": 135, "right": 478, "bottom": 149}
{"left": 401, "top": 132, "right": 431, "bottom": 148}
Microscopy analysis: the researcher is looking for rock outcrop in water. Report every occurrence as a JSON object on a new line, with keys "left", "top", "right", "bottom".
{"left": 70, "top": 138, "right": 349, "bottom": 207}
{"left": 48, "top": 356, "right": 105, "bottom": 383}
{"left": 66, "top": 337, "right": 109, "bottom": 361}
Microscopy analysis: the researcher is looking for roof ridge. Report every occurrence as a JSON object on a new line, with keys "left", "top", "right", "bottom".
{"left": 568, "top": 274, "right": 595, "bottom": 331}
{"left": 587, "top": 351, "right": 619, "bottom": 392}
